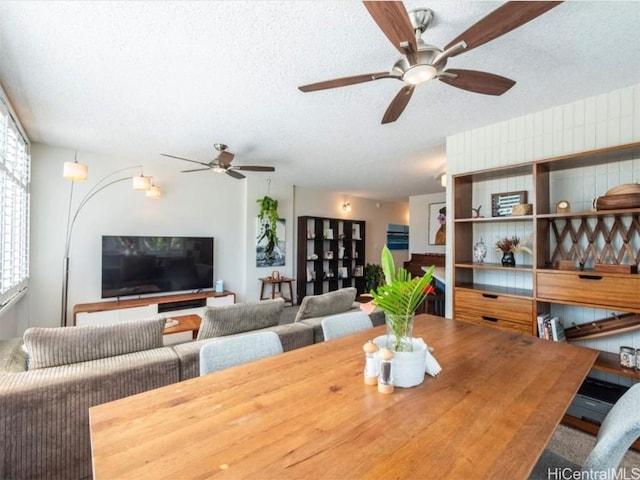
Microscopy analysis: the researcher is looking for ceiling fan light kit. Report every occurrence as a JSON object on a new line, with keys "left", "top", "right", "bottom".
{"left": 298, "top": 1, "right": 562, "bottom": 124}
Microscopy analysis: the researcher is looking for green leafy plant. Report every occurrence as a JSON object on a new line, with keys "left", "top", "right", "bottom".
{"left": 369, "top": 246, "right": 434, "bottom": 351}
{"left": 364, "top": 263, "right": 384, "bottom": 292}
{"left": 256, "top": 196, "right": 280, "bottom": 260}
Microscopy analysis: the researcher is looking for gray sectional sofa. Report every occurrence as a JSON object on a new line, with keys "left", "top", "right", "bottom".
{"left": 0, "top": 287, "right": 384, "bottom": 480}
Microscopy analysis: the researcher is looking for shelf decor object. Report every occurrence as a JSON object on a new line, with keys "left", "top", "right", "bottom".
{"left": 491, "top": 190, "right": 527, "bottom": 217}
{"left": 511, "top": 203, "right": 532, "bottom": 216}
{"left": 556, "top": 200, "right": 571, "bottom": 213}
{"left": 594, "top": 183, "right": 640, "bottom": 210}
{"left": 495, "top": 236, "right": 522, "bottom": 267}
{"left": 61, "top": 159, "right": 158, "bottom": 327}
{"left": 473, "top": 238, "right": 487, "bottom": 263}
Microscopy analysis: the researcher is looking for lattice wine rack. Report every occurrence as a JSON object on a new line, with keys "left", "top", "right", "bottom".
{"left": 549, "top": 212, "right": 640, "bottom": 267}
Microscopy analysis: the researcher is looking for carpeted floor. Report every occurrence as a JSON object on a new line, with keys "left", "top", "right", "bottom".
{"left": 547, "top": 424, "right": 640, "bottom": 468}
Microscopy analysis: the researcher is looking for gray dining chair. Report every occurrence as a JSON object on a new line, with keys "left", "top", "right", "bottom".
{"left": 199, "top": 331, "right": 283, "bottom": 375}
{"left": 529, "top": 382, "right": 640, "bottom": 479}
{"left": 321, "top": 311, "right": 373, "bottom": 341}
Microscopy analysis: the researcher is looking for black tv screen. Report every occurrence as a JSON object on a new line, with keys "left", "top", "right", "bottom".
{"left": 101, "top": 236, "right": 214, "bottom": 298}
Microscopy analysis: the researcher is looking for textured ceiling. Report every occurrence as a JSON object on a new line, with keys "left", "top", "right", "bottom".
{"left": 1, "top": 1, "right": 639, "bottom": 201}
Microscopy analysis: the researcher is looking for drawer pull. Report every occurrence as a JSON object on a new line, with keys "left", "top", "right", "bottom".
{"left": 482, "top": 293, "right": 499, "bottom": 299}
{"left": 578, "top": 275, "right": 603, "bottom": 281}
{"left": 481, "top": 316, "right": 499, "bottom": 323}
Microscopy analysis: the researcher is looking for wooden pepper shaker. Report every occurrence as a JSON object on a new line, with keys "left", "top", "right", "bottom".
{"left": 363, "top": 341, "right": 379, "bottom": 385}
{"left": 377, "top": 348, "right": 394, "bottom": 394}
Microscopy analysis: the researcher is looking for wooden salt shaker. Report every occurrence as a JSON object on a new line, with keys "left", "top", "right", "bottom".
{"left": 363, "top": 341, "right": 379, "bottom": 385}
{"left": 377, "top": 348, "right": 394, "bottom": 394}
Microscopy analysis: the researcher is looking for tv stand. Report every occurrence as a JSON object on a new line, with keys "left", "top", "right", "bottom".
{"left": 73, "top": 290, "right": 235, "bottom": 326}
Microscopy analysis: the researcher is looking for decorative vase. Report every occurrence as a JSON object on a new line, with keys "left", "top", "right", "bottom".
{"left": 385, "top": 313, "right": 415, "bottom": 352}
{"left": 501, "top": 251, "right": 516, "bottom": 267}
{"left": 473, "top": 237, "right": 487, "bottom": 263}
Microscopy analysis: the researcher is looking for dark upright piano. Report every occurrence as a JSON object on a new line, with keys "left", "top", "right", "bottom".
{"left": 403, "top": 253, "right": 445, "bottom": 316}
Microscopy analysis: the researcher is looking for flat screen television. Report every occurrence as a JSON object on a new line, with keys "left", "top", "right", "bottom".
{"left": 101, "top": 236, "right": 214, "bottom": 298}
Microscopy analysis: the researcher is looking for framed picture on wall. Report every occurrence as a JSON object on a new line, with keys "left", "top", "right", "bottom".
{"left": 429, "top": 202, "right": 446, "bottom": 245}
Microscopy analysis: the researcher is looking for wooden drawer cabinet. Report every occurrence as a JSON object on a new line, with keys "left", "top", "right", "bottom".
{"left": 454, "top": 289, "right": 533, "bottom": 335}
{"left": 537, "top": 271, "right": 640, "bottom": 311}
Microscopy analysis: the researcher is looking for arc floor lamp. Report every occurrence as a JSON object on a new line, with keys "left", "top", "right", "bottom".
{"left": 61, "top": 156, "right": 161, "bottom": 327}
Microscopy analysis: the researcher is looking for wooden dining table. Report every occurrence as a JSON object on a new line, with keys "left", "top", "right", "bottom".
{"left": 89, "top": 315, "right": 598, "bottom": 480}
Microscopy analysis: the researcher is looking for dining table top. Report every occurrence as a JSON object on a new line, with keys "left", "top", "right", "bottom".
{"left": 89, "top": 314, "right": 597, "bottom": 480}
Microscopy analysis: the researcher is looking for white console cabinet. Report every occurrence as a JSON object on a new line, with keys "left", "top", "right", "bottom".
{"left": 73, "top": 290, "right": 236, "bottom": 326}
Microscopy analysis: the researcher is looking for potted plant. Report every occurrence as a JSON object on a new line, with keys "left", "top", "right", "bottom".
{"left": 256, "top": 196, "right": 279, "bottom": 261}
{"left": 495, "top": 235, "right": 531, "bottom": 267}
{"left": 369, "top": 246, "right": 434, "bottom": 352}
{"left": 364, "top": 263, "right": 384, "bottom": 292}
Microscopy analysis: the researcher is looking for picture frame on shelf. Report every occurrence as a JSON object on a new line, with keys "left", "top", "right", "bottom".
{"left": 491, "top": 191, "right": 528, "bottom": 217}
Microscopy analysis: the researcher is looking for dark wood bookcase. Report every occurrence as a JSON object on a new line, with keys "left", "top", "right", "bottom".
{"left": 296, "top": 216, "right": 366, "bottom": 304}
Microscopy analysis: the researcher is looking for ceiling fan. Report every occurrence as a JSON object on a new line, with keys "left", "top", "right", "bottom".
{"left": 299, "top": 1, "right": 562, "bottom": 124}
{"left": 161, "top": 143, "right": 275, "bottom": 179}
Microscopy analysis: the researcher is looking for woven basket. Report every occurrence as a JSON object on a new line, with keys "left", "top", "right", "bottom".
{"left": 594, "top": 193, "right": 640, "bottom": 210}
{"left": 511, "top": 203, "right": 532, "bottom": 216}
{"left": 605, "top": 183, "right": 640, "bottom": 196}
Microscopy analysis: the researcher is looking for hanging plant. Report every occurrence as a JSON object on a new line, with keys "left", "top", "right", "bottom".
{"left": 256, "top": 195, "right": 280, "bottom": 261}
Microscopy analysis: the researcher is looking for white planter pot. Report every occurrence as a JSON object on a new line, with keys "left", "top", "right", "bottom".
{"left": 373, "top": 335, "right": 427, "bottom": 388}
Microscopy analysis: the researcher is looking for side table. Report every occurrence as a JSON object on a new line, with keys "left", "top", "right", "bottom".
{"left": 163, "top": 314, "right": 202, "bottom": 340}
{"left": 259, "top": 276, "right": 294, "bottom": 305}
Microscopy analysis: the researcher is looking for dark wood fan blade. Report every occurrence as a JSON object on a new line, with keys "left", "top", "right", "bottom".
{"left": 161, "top": 153, "right": 209, "bottom": 167}
{"left": 363, "top": 1, "right": 416, "bottom": 54}
{"left": 217, "top": 151, "right": 235, "bottom": 165}
{"left": 226, "top": 169, "right": 245, "bottom": 180}
{"left": 381, "top": 85, "right": 414, "bottom": 124}
{"left": 181, "top": 168, "right": 212, "bottom": 173}
{"left": 444, "top": 1, "right": 562, "bottom": 56}
{"left": 235, "top": 166, "right": 276, "bottom": 172}
{"left": 439, "top": 69, "right": 516, "bottom": 96}
{"left": 299, "top": 72, "right": 390, "bottom": 92}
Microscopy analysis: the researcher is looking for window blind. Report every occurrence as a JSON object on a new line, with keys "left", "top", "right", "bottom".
{"left": 0, "top": 95, "right": 30, "bottom": 307}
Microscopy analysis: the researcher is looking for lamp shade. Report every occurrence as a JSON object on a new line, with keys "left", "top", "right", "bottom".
{"left": 145, "top": 185, "right": 161, "bottom": 199}
{"left": 440, "top": 174, "right": 447, "bottom": 188}
{"left": 133, "top": 175, "right": 152, "bottom": 191}
{"left": 63, "top": 162, "right": 88, "bottom": 181}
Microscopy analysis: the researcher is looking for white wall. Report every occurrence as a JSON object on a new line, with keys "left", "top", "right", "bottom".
{"left": 28, "top": 144, "right": 248, "bottom": 331}
{"left": 409, "top": 193, "right": 446, "bottom": 255}
{"left": 9, "top": 145, "right": 409, "bottom": 335}
{"left": 445, "top": 83, "right": 640, "bottom": 384}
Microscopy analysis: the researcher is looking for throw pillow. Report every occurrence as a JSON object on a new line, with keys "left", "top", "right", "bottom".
{"left": 23, "top": 317, "right": 165, "bottom": 370}
{"left": 294, "top": 287, "right": 357, "bottom": 322}
{"left": 197, "top": 298, "right": 285, "bottom": 340}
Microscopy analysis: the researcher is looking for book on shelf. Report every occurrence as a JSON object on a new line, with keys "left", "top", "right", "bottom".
{"left": 537, "top": 313, "right": 550, "bottom": 339}
{"left": 537, "top": 313, "right": 566, "bottom": 342}
{"left": 549, "top": 317, "right": 567, "bottom": 342}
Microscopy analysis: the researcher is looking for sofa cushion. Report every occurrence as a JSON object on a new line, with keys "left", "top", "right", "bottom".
{"left": 294, "top": 287, "right": 357, "bottom": 323}
{"left": 0, "top": 338, "right": 28, "bottom": 374}
{"left": 23, "top": 317, "right": 165, "bottom": 370}
{"left": 197, "top": 298, "right": 285, "bottom": 340}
